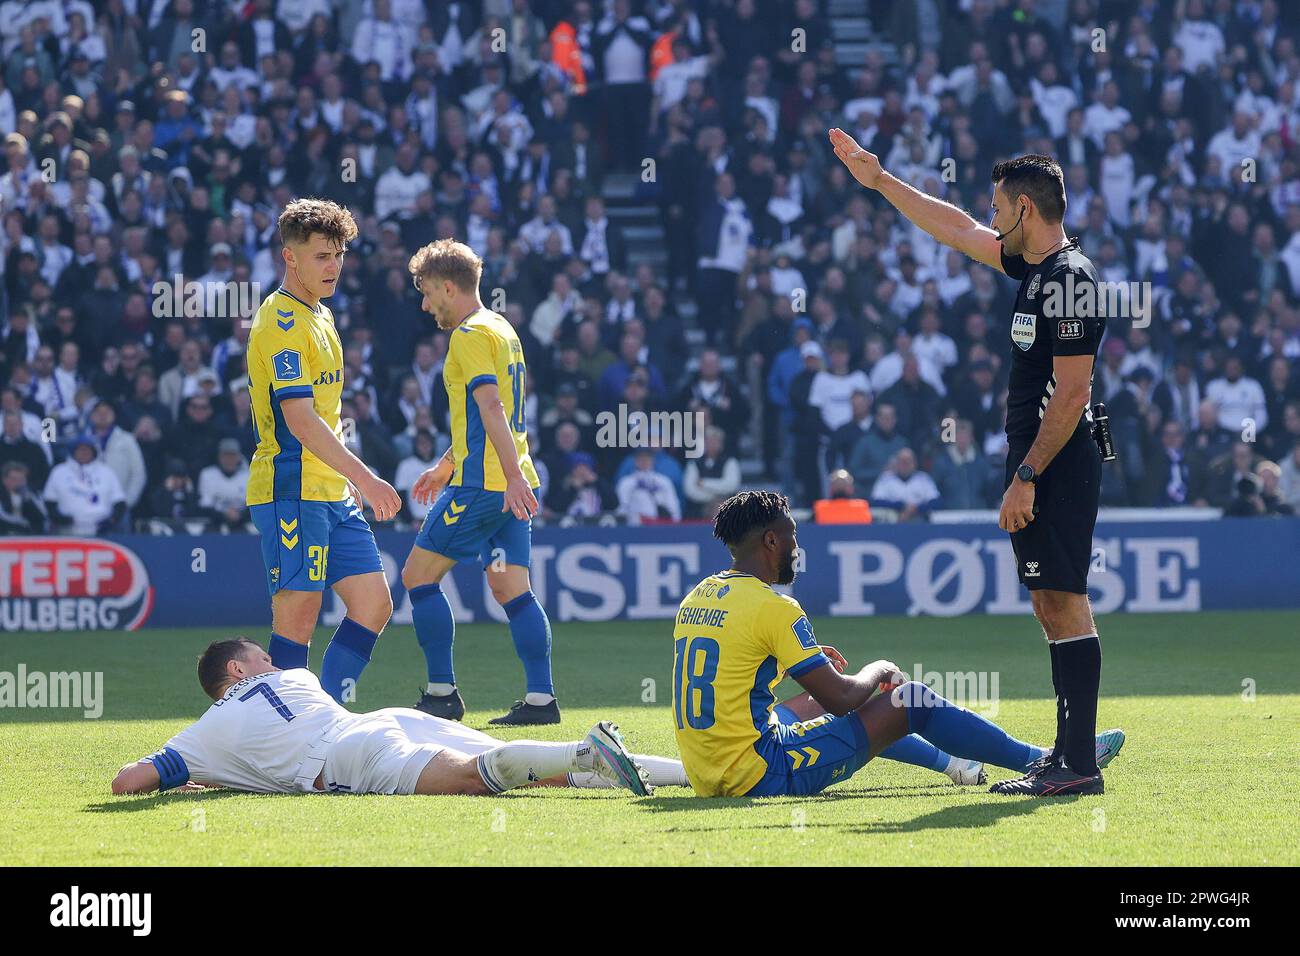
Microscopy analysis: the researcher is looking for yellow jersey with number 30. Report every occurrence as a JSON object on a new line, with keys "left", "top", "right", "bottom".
{"left": 672, "top": 572, "right": 831, "bottom": 796}
{"left": 444, "top": 308, "right": 539, "bottom": 491}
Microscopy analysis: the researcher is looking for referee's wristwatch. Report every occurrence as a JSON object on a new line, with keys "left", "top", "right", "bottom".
{"left": 1015, "top": 463, "right": 1039, "bottom": 484}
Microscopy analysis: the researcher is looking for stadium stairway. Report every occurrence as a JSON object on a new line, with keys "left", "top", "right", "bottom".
{"left": 600, "top": 172, "right": 767, "bottom": 479}
{"left": 827, "top": 1, "right": 898, "bottom": 71}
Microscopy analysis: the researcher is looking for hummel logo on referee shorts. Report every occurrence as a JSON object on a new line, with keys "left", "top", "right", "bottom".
{"left": 1025, "top": 561, "right": 1041, "bottom": 577}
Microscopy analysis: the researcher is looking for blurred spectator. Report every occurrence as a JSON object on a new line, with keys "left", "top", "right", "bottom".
{"left": 869, "top": 447, "right": 939, "bottom": 522}
{"left": 679, "top": 349, "right": 749, "bottom": 454}
{"left": 682, "top": 426, "right": 740, "bottom": 519}
{"left": 149, "top": 457, "right": 202, "bottom": 524}
{"left": 931, "top": 419, "right": 994, "bottom": 510}
{"left": 43, "top": 435, "right": 126, "bottom": 534}
{"left": 394, "top": 428, "right": 438, "bottom": 526}
{"left": 198, "top": 438, "right": 250, "bottom": 532}
{"left": 1206, "top": 356, "right": 1268, "bottom": 434}
{"left": 87, "top": 400, "right": 146, "bottom": 511}
{"left": 617, "top": 447, "right": 680, "bottom": 524}
{"left": 549, "top": 451, "right": 618, "bottom": 519}
{"left": 849, "top": 401, "right": 908, "bottom": 492}
{"left": 810, "top": 339, "right": 872, "bottom": 436}
{"left": 695, "top": 172, "right": 751, "bottom": 345}
{"left": 879, "top": 354, "right": 942, "bottom": 448}
{"left": 0, "top": 407, "right": 48, "bottom": 487}
{"left": 1254, "top": 460, "right": 1294, "bottom": 517}
{"left": 158, "top": 340, "right": 215, "bottom": 419}
{"left": 168, "top": 394, "right": 223, "bottom": 480}
{"left": 0, "top": 460, "right": 46, "bottom": 534}
{"left": 1188, "top": 398, "right": 1234, "bottom": 464}
{"left": 1144, "top": 420, "right": 1208, "bottom": 508}
{"left": 788, "top": 338, "right": 826, "bottom": 504}
{"left": 1207, "top": 442, "right": 1259, "bottom": 509}
{"left": 949, "top": 358, "right": 1002, "bottom": 448}
{"left": 1278, "top": 442, "right": 1300, "bottom": 513}
{"left": 827, "top": 389, "right": 873, "bottom": 473}
{"left": 1152, "top": 357, "right": 1201, "bottom": 433}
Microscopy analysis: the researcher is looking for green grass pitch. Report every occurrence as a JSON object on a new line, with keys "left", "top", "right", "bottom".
{"left": 1, "top": 610, "right": 1296, "bottom": 866}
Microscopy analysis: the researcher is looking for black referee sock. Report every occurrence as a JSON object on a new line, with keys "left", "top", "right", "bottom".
{"left": 1048, "top": 640, "right": 1065, "bottom": 761}
{"left": 1055, "top": 634, "right": 1101, "bottom": 776}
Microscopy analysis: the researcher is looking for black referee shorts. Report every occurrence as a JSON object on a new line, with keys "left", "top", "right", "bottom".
{"left": 1005, "top": 429, "right": 1101, "bottom": 594}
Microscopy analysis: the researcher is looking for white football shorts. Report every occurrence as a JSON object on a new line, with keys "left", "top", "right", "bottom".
{"left": 320, "top": 707, "right": 502, "bottom": 794}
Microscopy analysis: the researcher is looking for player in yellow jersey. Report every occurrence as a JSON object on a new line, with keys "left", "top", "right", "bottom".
{"left": 246, "top": 198, "right": 402, "bottom": 704}
{"left": 398, "top": 239, "right": 558, "bottom": 726}
{"left": 673, "top": 491, "right": 1125, "bottom": 797}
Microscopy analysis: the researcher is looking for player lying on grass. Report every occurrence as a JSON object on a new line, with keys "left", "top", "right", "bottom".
{"left": 111, "top": 638, "right": 687, "bottom": 798}
{"left": 672, "top": 490, "right": 1124, "bottom": 798}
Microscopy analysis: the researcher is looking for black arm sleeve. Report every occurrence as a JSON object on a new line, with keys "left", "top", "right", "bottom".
{"left": 999, "top": 246, "right": 1028, "bottom": 280}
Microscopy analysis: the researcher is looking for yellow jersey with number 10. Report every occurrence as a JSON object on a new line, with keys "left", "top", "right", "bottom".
{"left": 245, "top": 288, "right": 348, "bottom": 505}
{"left": 672, "top": 571, "right": 830, "bottom": 797}
{"left": 444, "top": 308, "right": 539, "bottom": 491}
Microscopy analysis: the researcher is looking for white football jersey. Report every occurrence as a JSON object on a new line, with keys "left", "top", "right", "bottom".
{"left": 144, "top": 669, "right": 357, "bottom": 794}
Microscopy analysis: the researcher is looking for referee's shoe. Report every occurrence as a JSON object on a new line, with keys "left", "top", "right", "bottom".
{"left": 990, "top": 728, "right": 1124, "bottom": 796}
{"left": 991, "top": 761, "right": 1103, "bottom": 796}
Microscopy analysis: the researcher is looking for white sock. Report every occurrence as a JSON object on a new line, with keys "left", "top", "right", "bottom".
{"left": 476, "top": 740, "right": 589, "bottom": 793}
{"left": 568, "top": 754, "right": 688, "bottom": 789}
{"left": 426, "top": 682, "right": 455, "bottom": 696}
{"left": 524, "top": 692, "right": 555, "bottom": 706}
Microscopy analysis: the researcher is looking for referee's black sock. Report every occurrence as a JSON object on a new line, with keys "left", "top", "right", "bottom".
{"left": 1048, "top": 639, "right": 1065, "bottom": 761}
{"left": 1055, "top": 634, "right": 1101, "bottom": 776}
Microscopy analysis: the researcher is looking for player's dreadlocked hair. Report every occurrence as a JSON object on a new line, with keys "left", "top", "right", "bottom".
{"left": 197, "top": 637, "right": 262, "bottom": 700}
{"left": 278, "top": 197, "right": 358, "bottom": 248}
{"left": 713, "top": 490, "right": 790, "bottom": 553}
{"left": 991, "top": 154, "right": 1066, "bottom": 224}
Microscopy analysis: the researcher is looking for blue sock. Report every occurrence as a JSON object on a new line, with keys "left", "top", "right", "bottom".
{"left": 501, "top": 591, "right": 554, "bottom": 696}
{"left": 880, "top": 734, "right": 952, "bottom": 773}
{"left": 898, "top": 681, "right": 1042, "bottom": 772}
{"left": 410, "top": 583, "right": 455, "bottom": 684}
{"left": 320, "top": 618, "right": 379, "bottom": 704}
{"left": 268, "top": 632, "right": 308, "bottom": 670}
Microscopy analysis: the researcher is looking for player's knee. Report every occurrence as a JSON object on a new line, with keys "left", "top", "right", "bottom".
{"left": 1031, "top": 591, "right": 1083, "bottom": 637}
{"left": 891, "top": 680, "right": 936, "bottom": 711}
{"left": 415, "top": 751, "right": 489, "bottom": 796}
{"left": 372, "top": 586, "right": 395, "bottom": 623}
{"left": 400, "top": 561, "right": 425, "bottom": 593}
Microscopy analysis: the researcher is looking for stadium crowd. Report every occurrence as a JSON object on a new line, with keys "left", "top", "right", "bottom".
{"left": 2, "top": 0, "right": 1300, "bottom": 538}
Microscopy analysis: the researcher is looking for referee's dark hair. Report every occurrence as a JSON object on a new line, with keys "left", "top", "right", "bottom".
{"left": 991, "top": 154, "right": 1066, "bottom": 224}
{"left": 713, "top": 490, "right": 790, "bottom": 554}
{"left": 197, "top": 637, "right": 261, "bottom": 700}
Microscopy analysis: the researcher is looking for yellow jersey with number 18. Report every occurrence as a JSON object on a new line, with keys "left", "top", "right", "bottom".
{"left": 672, "top": 571, "right": 830, "bottom": 797}
{"left": 245, "top": 288, "right": 348, "bottom": 505}
{"left": 444, "top": 308, "right": 539, "bottom": 491}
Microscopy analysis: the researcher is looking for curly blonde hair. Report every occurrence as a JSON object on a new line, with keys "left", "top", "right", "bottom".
{"left": 278, "top": 197, "right": 359, "bottom": 248}
{"left": 408, "top": 238, "right": 482, "bottom": 294}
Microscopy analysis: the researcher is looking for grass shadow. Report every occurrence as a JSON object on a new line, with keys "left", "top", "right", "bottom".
{"left": 83, "top": 788, "right": 286, "bottom": 813}
{"left": 638, "top": 787, "right": 1057, "bottom": 835}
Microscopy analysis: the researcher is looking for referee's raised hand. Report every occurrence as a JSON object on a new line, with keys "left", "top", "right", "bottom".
{"left": 828, "top": 128, "right": 883, "bottom": 189}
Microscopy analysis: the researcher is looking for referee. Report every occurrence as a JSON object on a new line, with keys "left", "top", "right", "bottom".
{"left": 830, "top": 129, "right": 1110, "bottom": 796}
